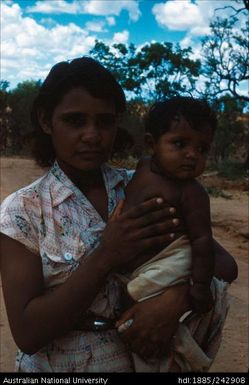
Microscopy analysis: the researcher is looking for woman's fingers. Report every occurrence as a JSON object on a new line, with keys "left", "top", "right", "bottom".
{"left": 134, "top": 206, "right": 177, "bottom": 228}
{"left": 139, "top": 232, "right": 176, "bottom": 249}
{"left": 137, "top": 218, "right": 180, "bottom": 239}
{"left": 117, "top": 286, "right": 189, "bottom": 359}
{"left": 101, "top": 197, "right": 181, "bottom": 268}
{"left": 123, "top": 197, "right": 177, "bottom": 230}
{"left": 117, "top": 319, "right": 134, "bottom": 333}
{"left": 115, "top": 307, "right": 136, "bottom": 328}
{"left": 125, "top": 197, "right": 165, "bottom": 219}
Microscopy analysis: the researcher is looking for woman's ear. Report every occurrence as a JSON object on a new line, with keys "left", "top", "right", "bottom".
{"left": 37, "top": 110, "right": 52, "bottom": 135}
{"left": 144, "top": 133, "right": 155, "bottom": 154}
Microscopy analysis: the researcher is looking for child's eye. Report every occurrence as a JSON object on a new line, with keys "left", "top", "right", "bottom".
{"left": 173, "top": 140, "right": 185, "bottom": 148}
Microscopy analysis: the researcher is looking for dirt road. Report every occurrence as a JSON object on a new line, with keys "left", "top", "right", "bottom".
{"left": 0, "top": 157, "right": 248, "bottom": 372}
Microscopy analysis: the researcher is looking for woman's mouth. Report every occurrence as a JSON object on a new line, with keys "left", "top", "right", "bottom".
{"left": 77, "top": 151, "right": 101, "bottom": 158}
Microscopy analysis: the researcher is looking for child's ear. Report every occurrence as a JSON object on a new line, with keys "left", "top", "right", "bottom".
{"left": 37, "top": 110, "right": 52, "bottom": 135}
{"left": 144, "top": 133, "right": 155, "bottom": 154}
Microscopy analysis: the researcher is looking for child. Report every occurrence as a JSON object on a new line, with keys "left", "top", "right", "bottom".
{"left": 119, "top": 97, "right": 217, "bottom": 314}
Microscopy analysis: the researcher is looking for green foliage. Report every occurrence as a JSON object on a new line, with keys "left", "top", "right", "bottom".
{"left": 1, "top": 80, "right": 41, "bottom": 153}
{"left": 136, "top": 42, "right": 201, "bottom": 100}
{"left": 210, "top": 94, "right": 248, "bottom": 163}
{"left": 90, "top": 40, "right": 201, "bottom": 101}
{"left": 90, "top": 41, "right": 142, "bottom": 96}
{"left": 206, "top": 186, "right": 232, "bottom": 199}
{"left": 0, "top": 80, "right": 10, "bottom": 91}
{"left": 9, "top": 80, "right": 41, "bottom": 135}
{"left": 2, "top": 19, "right": 248, "bottom": 160}
{"left": 216, "top": 160, "right": 247, "bottom": 180}
{"left": 109, "top": 156, "right": 138, "bottom": 170}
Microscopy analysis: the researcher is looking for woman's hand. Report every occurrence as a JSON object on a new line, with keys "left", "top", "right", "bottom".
{"left": 116, "top": 284, "right": 190, "bottom": 360}
{"left": 99, "top": 198, "right": 180, "bottom": 270}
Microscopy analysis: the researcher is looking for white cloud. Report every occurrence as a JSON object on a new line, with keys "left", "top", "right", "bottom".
{"left": 85, "top": 20, "right": 107, "bottom": 33}
{"left": 180, "top": 35, "right": 193, "bottom": 49}
{"left": 1, "top": 3, "right": 97, "bottom": 88}
{"left": 152, "top": 0, "right": 243, "bottom": 36}
{"left": 152, "top": 0, "right": 246, "bottom": 64}
{"left": 113, "top": 30, "right": 129, "bottom": 44}
{"left": 106, "top": 16, "right": 116, "bottom": 26}
{"left": 40, "top": 17, "right": 58, "bottom": 28}
{"left": 26, "top": 0, "right": 79, "bottom": 14}
{"left": 83, "top": 0, "right": 141, "bottom": 21}
{"left": 152, "top": 0, "right": 202, "bottom": 31}
{"left": 27, "top": 0, "right": 141, "bottom": 21}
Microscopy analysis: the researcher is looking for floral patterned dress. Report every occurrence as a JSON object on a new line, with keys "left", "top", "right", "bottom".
{"left": 0, "top": 161, "right": 134, "bottom": 372}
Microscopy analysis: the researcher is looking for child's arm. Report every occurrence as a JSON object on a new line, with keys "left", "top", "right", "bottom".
{"left": 180, "top": 180, "right": 215, "bottom": 313}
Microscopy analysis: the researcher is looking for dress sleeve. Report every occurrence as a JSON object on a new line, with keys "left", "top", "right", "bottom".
{"left": 0, "top": 192, "right": 40, "bottom": 254}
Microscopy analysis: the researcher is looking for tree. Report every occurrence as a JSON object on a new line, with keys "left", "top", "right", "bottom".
{"left": 215, "top": 0, "right": 249, "bottom": 15}
{"left": 8, "top": 80, "right": 41, "bottom": 152}
{"left": 0, "top": 80, "right": 11, "bottom": 151}
{"left": 201, "top": 3, "right": 249, "bottom": 102}
{"left": 90, "top": 40, "right": 143, "bottom": 97}
{"left": 210, "top": 94, "right": 247, "bottom": 163}
{"left": 135, "top": 42, "right": 201, "bottom": 101}
{"left": 90, "top": 40, "right": 201, "bottom": 101}
{"left": 0, "top": 80, "right": 10, "bottom": 92}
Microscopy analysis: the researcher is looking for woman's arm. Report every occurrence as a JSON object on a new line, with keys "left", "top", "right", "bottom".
{"left": 0, "top": 233, "right": 113, "bottom": 354}
{"left": 116, "top": 283, "right": 190, "bottom": 359}
{"left": 0, "top": 198, "right": 177, "bottom": 354}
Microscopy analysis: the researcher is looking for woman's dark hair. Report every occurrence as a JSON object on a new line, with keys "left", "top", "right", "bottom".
{"left": 32, "top": 56, "right": 126, "bottom": 167}
{"left": 145, "top": 96, "right": 217, "bottom": 141}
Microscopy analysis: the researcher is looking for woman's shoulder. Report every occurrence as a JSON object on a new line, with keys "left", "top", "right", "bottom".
{"left": 1, "top": 173, "right": 48, "bottom": 213}
{"left": 0, "top": 175, "right": 50, "bottom": 254}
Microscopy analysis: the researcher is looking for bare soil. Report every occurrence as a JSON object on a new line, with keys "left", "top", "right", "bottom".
{"left": 0, "top": 157, "right": 248, "bottom": 372}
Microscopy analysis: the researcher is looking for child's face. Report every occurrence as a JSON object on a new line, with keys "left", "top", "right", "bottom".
{"left": 151, "top": 116, "right": 213, "bottom": 180}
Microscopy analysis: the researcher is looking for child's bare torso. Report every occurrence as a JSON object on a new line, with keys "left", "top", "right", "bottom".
{"left": 123, "top": 157, "right": 194, "bottom": 270}
{"left": 125, "top": 158, "right": 184, "bottom": 210}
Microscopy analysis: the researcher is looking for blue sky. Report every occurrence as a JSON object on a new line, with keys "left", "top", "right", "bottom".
{"left": 1, "top": 0, "right": 246, "bottom": 89}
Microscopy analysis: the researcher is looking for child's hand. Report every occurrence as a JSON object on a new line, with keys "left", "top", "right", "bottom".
{"left": 190, "top": 283, "right": 214, "bottom": 313}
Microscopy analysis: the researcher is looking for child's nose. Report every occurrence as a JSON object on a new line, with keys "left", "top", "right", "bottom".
{"left": 185, "top": 147, "right": 198, "bottom": 159}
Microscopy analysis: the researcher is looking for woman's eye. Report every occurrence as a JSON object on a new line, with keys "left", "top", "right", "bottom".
{"left": 63, "top": 115, "right": 85, "bottom": 127}
{"left": 97, "top": 114, "right": 117, "bottom": 128}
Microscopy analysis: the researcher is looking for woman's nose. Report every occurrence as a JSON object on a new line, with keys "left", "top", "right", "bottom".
{"left": 80, "top": 121, "right": 100, "bottom": 143}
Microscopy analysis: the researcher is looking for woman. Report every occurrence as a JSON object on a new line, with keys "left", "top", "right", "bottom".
{"left": 0, "top": 57, "right": 237, "bottom": 372}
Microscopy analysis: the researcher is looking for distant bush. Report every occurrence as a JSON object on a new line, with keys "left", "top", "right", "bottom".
{"left": 216, "top": 161, "right": 247, "bottom": 180}
{"left": 109, "top": 156, "right": 138, "bottom": 170}
{"left": 206, "top": 186, "right": 232, "bottom": 199}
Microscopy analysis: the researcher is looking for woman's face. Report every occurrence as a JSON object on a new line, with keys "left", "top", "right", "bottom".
{"left": 42, "top": 87, "right": 118, "bottom": 172}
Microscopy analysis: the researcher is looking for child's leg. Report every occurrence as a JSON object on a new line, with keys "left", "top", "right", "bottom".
{"left": 213, "top": 239, "right": 238, "bottom": 283}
